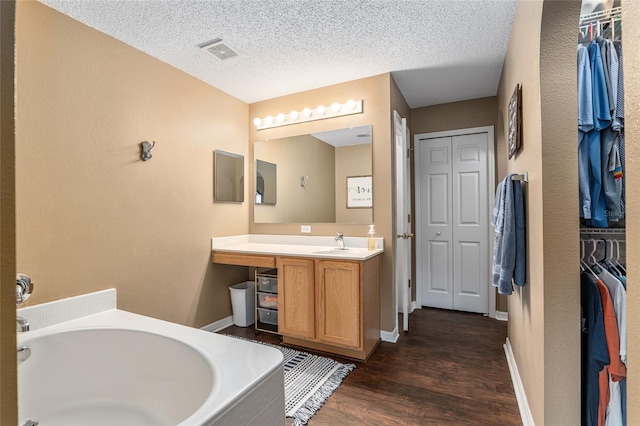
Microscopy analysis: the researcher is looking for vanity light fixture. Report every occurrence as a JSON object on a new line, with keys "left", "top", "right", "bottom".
{"left": 253, "top": 99, "right": 363, "bottom": 130}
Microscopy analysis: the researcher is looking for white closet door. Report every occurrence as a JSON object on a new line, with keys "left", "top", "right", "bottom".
{"left": 418, "top": 131, "right": 490, "bottom": 314}
{"left": 452, "top": 133, "right": 489, "bottom": 313}
{"left": 419, "top": 136, "right": 454, "bottom": 310}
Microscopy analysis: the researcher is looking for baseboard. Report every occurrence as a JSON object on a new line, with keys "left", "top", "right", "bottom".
{"left": 504, "top": 338, "right": 534, "bottom": 426}
{"left": 201, "top": 316, "right": 234, "bottom": 333}
{"left": 495, "top": 310, "right": 508, "bottom": 321}
{"left": 381, "top": 326, "right": 399, "bottom": 343}
{"left": 411, "top": 301, "right": 419, "bottom": 313}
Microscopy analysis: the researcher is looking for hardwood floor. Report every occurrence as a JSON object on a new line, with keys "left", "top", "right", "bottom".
{"left": 220, "top": 308, "right": 522, "bottom": 425}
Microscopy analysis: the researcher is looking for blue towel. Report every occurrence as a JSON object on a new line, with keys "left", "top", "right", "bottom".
{"left": 491, "top": 174, "right": 526, "bottom": 294}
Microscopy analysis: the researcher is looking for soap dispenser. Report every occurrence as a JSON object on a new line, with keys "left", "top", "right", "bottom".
{"left": 367, "top": 225, "right": 377, "bottom": 250}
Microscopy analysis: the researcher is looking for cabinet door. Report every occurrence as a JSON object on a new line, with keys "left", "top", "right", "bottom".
{"left": 317, "top": 260, "right": 361, "bottom": 349}
{"left": 278, "top": 257, "right": 315, "bottom": 339}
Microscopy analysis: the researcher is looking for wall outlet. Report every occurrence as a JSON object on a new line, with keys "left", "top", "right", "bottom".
{"left": 301, "top": 225, "right": 311, "bottom": 233}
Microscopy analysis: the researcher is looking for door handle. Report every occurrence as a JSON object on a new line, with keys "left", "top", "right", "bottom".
{"left": 396, "top": 233, "right": 414, "bottom": 239}
{"left": 436, "top": 232, "right": 441, "bottom": 236}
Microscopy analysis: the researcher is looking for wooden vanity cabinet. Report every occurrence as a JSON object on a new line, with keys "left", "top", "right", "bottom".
{"left": 316, "top": 260, "right": 360, "bottom": 348}
{"left": 277, "top": 257, "right": 316, "bottom": 340}
{"left": 277, "top": 255, "right": 381, "bottom": 361}
{"left": 212, "top": 249, "right": 381, "bottom": 360}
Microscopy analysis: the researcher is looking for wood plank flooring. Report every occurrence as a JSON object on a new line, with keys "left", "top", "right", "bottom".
{"left": 220, "top": 307, "right": 522, "bottom": 425}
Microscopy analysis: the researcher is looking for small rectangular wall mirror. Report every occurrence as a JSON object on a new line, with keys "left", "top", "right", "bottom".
{"left": 256, "top": 159, "right": 277, "bottom": 205}
{"left": 214, "top": 150, "right": 244, "bottom": 203}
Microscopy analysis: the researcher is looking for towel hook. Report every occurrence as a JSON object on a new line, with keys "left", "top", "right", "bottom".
{"left": 140, "top": 140, "right": 155, "bottom": 161}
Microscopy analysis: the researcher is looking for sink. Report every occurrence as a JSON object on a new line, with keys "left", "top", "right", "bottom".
{"left": 312, "top": 248, "right": 354, "bottom": 255}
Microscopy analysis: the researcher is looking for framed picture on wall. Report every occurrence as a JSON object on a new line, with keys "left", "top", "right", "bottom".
{"left": 346, "top": 175, "right": 373, "bottom": 208}
{"left": 508, "top": 83, "right": 522, "bottom": 159}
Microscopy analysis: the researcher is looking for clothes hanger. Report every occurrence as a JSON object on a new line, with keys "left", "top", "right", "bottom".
{"left": 587, "top": 239, "right": 604, "bottom": 274}
{"left": 606, "top": 240, "right": 625, "bottom": 276}
{"left": 614, "top": 239, "right": 626, "bottom": 274}
{"left": 580, "top": 239, "right": 598, "bottom": 279}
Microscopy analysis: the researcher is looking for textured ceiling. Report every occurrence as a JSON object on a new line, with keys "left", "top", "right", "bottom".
{"left": 38, "top": 0, "right": 517, "bottom": 108}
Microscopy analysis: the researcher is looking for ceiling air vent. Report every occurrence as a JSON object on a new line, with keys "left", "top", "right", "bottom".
{"left": 198, "top": 38, "right": 239, "bottom": 61}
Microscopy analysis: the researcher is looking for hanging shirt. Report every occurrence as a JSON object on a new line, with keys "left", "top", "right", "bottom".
{"left": 581, "top": 272, "right": 609, "bottom": 426}
{"left": 587, "top": 41, "right": 612, "bottom": 227}
{"left": 578, "top": 44, "right": 594, "bottom": 219}
{"left": 613, "top": 41, "right": 625, "bottom": 217}
{"left": 593, "top": 275, "right": 626, "bottom": 380}
{"left": 596, "top": 38, "right": 614, "bottom": 114}
{"left": 597, "top": 266, "right": 627, "bottom": 364}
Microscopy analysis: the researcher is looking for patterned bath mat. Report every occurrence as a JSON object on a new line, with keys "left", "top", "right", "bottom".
{"left": 223, "top": 335, "right": 355, "bottom": 425}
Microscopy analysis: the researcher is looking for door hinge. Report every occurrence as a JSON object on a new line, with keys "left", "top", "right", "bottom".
{"left": 408, "top": 278, "right": 411, "bottom": 288}
{"left": 407, "top": 148, "right": 411, "bottom": 158}
{"left": 408, "top": 213, "right": 411, "bottom": 223}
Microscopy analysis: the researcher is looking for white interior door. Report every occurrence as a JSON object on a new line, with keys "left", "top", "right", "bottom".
{"left": 451, "top": 133, "right": 489, "bottom": 313}
{"left": 393, "top": 111, "right": 411, "bottom": 332}
{"left": 418, "top": 136, "right": 454, "bottom": 309}
{"left": 416, "top": 129, "right": 491, "bottom": 314}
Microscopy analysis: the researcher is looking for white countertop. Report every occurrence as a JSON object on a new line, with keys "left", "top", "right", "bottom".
{"left": 211, "top": 234, "right": 384, "bottom": 261}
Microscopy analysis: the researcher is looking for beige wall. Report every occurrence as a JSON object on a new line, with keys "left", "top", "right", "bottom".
{"left": 15, "top": 2, "right": 250, "bottom": 327}
{"left": 249, "top": 73, "right": 399, "bottom": 332}
{"left": 1, "top": 1, "right": 17, "bottom": 423}
{"left": 335, "top": 144, "right": 373, "bottom": 224}
{"left": 254, "top": 134, "right": 335, "bottom": 223}
{"left": 411, "top": 97, "right": 498, "bottom": 135}
{"left": 497, "top": 0, "right": 581, "bottom": 424}
{"left": 623, "top": 1, "right": 639, "bottom": 423}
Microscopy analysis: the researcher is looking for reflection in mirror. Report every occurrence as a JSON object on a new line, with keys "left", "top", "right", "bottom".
{"left": 214, "top": 150, "right": 244, "bottom": 203}
{"left": 256, "top": 160, "right": 277, "bottom": 205}
{"left": 254, "top": 125, "right": 372, "bottom": 224}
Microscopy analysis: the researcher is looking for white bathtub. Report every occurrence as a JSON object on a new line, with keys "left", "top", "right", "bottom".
{"left": 17, "top": 309, "right": 285, "bottom": 426}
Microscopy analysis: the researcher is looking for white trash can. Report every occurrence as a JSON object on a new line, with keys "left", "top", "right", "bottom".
{"left": 229, "top": 281, "right": 255, "bottom": 327}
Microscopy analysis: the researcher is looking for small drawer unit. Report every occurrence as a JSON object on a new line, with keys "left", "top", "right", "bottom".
{"left": 257, "top": 308, "right": 278, "bottom": 325}
{"left": 255, "top": 269, "right": 278, "bottom": 334}
{"left": 258, "top": 292, "right": 278, "bottom": 309}
{"left": 257, "top": 276, "right": 278, "bottom": 293}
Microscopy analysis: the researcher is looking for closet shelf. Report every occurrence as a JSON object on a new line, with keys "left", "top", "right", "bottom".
{"left": 580, "top": 227, "right": 626, "bottom": 235}
{"left": 580, "top": 6, "right": 621, "bottom": 24}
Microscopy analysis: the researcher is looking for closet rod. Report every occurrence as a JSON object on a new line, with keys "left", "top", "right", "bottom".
{"left": 511, "top": 172, "right": 528, "bottom": 183}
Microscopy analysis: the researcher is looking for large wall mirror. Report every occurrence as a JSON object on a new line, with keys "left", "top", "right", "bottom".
{"left": 254, "top": 125, "right": 373, "bottom": 224}
{"left": 214, "top": 150, "right": 244, "bottom": 203}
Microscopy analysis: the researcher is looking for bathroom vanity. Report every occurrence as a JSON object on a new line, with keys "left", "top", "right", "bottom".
{"left": 211, "top": 235, "right": 383, "bottom": 361}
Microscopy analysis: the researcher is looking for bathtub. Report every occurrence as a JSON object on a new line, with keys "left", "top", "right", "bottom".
{"left": 17, "top": 309, "right": 285, "bottom": 426}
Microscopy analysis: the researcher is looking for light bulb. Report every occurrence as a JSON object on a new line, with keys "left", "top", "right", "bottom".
{"left": 290, "top": 110, "right": 299, "bottom": 120}
{"left": 331, "top": 102, "right": 341, "bottom": 112}
{"left": 277, "top": 113, "right": 286, "bottom": 122}
{"left": 317, "top": 105, "right": 326, "bottom": 115}
{"left": 302, "top": 108, "right": 312, "bottom": 117}
{"left": 253, "top": 117, "right": 262, "bottom": 127}
{"left": 346, "top": 99, "right": 356, "bottom": 110}
{"left": 265, "top": 115, "right": 273, "bottom": 125}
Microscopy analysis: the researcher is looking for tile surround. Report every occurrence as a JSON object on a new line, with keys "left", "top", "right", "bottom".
{"left": 17, "top": 289, "right": 117, "bottom": 331}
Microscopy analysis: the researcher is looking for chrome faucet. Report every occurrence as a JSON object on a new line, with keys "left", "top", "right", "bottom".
{"left": 16, "top": 317, "right": 30, "bottom": 333}
{"left": 16, "top": 273, "right": 34, "bottom": 305}
{"left": 335, "top": 232, "right": 345, "bottom": 249}
{"left": 16, "top": 274, "right": 33, "bottom": 333}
